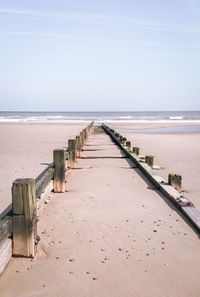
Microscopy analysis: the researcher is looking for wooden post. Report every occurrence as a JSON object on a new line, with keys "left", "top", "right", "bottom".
{"left": 12, "top": 178, "right": 37, "bottom": 258}
{"left": 133, "top": 147, "right": 140, "bottom": 155}
{"left": 83, "top": 129, "right": 86, "bottom": 142}
{"left": 145, "top": 155, "right": 154, "bottom": 167}
{"left": 126, "top": 141, "right": 131, "bottom": 150}
{"left": 68, "top": 139, "right": 76, "bottom": 169}
{"left": 76, "top": 135, "right": 81, "bottom": 158}
{"left": 80, "top": 132, "right": 83, "bottom": 148}
{"left": 168, "top": 174, "right": 182, "bottom": 192}
{"left": 53, "top": 149, "right": 66, "bottom": 193}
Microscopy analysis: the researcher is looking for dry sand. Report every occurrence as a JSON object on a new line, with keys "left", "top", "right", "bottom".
{"left": 0, "top": 130, "right": 200, "bottom": 297}
{"left": 0, "top": 123, "right": 86, "bottom": 214}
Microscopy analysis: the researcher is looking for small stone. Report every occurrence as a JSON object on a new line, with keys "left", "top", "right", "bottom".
{"left": 118, "top": 248, "right": 123, "bottom": 251}
{"left": 92, "top": 277, "right": 97, "bottom": 280}
{"left": 153, "top": 229, "right": 157, "bottom": 232}
{"left": 69, "top": 258, "right": 74, "bottom": 262}
{"left": 56, "top": 257, "right": 59, "bottom": 259}
{"left": 86, "top": 272, "right": 90, "bottom": 274}
{"left": 104, "top": 256, "right": 109, "bottom": 261}
{"left": 101, "top": 248, "right": 105, "bottom": 251}
{"left": 16, "top": 270, "right": 19, "bottom": 273}
{"left": 43, "top": 284, "right": 46, "bottom": 288}
{"left": 146, "top": 253, "right": 149, "bottom": 256}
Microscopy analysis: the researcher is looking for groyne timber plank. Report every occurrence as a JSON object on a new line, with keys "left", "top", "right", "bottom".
{"left": 102, "top": 124, "right": 200, "bottom": 234}
{"left": 0, "top": 238, "right": 12, "bottom": 275}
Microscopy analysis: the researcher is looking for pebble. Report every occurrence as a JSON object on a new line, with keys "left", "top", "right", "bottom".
{"left": 92, "top": 277, "right": 97, "bottom": 280}
{"left": 69, "top": 258, "right": 74, "bottom": 262}
{"left": 86, "top": 272, "right": 90, "bottom": 274}
{"left": 104, "top": 256, "right": 109, "bottom": 261}
{"left": 153, "top": 229, "right": 157, "bottom": 232}
{"left": 101, "top": 248, "right": 105, "bottom": 251}
{"left": 118, "top": 248, "right": 123, "bottom": 251}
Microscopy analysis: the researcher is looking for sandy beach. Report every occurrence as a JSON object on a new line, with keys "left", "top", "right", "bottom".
{"left": 0, "top": 122, "right": 200, "bottom": 296}
{"left": 110, "top": 122, "right": 200, "bottom": 210}
{"left": 0, "top": 128, "right": 200, "bottom": 297}
{"left": 0, "top": 123, "right": 86, "bottom": 214}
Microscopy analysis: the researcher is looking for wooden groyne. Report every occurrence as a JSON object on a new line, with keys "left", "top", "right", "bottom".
{"left": 102, "top": 124, "right": 200, "bottom": 234}
{"left": 0, "top": 122, "right": 94, "bottom": 274}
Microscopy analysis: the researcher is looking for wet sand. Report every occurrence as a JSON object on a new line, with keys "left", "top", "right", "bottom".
{"left": 0, "top": 123, "right": 86, "bottom": 214}
{"left": 0, "top": 130, "right": 200, "bottom": 297}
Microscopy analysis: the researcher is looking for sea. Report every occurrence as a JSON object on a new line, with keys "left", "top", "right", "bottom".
{"left": 0, "top": 111, "right": 200, "bottom": 123}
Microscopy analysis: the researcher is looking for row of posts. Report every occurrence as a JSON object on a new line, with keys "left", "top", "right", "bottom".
{"left": 12, "top": 122, "right": 94, "bottom": 258}
{"left": 105, "top": 125, "right": 182, "bottom": 192}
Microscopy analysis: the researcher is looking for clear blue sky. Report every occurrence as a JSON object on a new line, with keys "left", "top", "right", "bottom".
{"left": 0, "top": 0, "right": 200, "bottom": 111}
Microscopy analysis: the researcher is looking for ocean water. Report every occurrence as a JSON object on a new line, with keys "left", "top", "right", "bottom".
{"left": 0, "top": 111, "right": 200, "bottom": 123}
{"left": 116, "top": 125, "right": 200, "bottom": 133}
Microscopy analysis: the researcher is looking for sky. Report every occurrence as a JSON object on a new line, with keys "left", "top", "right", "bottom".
{"left": 0, "top": 0, "right": 200, "bottom": 111}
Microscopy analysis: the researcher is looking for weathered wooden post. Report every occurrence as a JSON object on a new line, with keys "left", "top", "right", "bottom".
{"left": 53, "top": 149, "right": 66, "bottom": 193}
{"left": 133, "top": 146, "right": 140, "bottom": 155}
{"left": 80, "top": 131, "right": 83, "bottom": 148}
{"left": 12, "top": 178, "right": 37, "bottom": 258}
{"left": 145, "top": 155, "right": 154, "bottom": 167}
{"left": 76, "top": 135, "right": 81, "bottom": 158}
{"left": 168, "top": 174, "right": 182, "bottom": 192}
{"left": 126, "top": 141, "right": 131, "bottom": 150}
{"left": 83, "top": 129, "right": 87, "bottom": 142}
{"left": 68, "top": 139, "right": 76, "bottom": 169}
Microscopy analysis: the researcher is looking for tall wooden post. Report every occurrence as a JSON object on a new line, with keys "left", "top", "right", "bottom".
{"left": 80, "top": 132, "right": 83, "bottom": 148}
{"left": 68, "top": 139, "right": 76, "bottom": 169}
{"left": 53, "top": 149, "right": 66, "bottom": 193}
{"left": 82, "top": 129, "right": 86, "bottom": 144}
{"left": 76, "top": 135, "right": 81, "bottom": 158}
{"left": 12, "top": 178, "right": 37, "bottom": 258}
